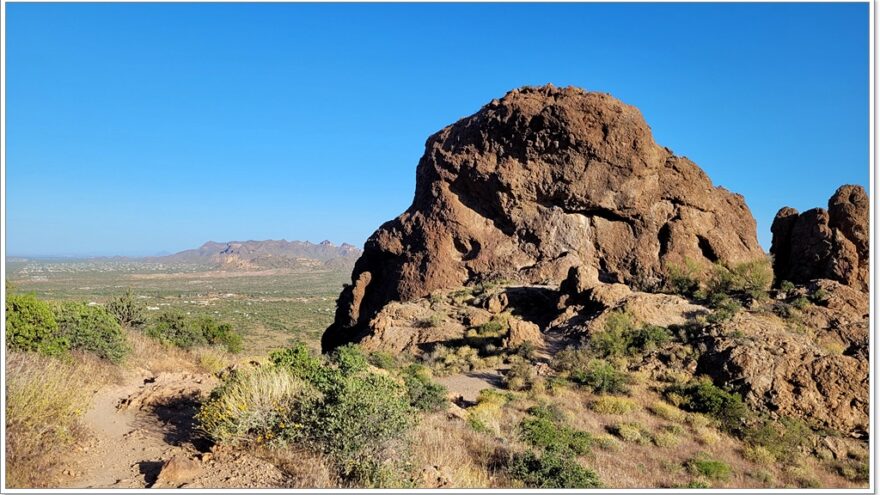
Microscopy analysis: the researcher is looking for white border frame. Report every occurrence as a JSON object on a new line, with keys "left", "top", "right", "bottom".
{"left": 0, "top": 1, "right": 874, "bottom": 493}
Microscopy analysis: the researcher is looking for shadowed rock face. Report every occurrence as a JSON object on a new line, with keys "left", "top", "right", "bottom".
{"left": 770, "top": 185, "right": 868, "bottom": 292}
{"left": 323, "top": 85, "right": 764, "bottom": 351}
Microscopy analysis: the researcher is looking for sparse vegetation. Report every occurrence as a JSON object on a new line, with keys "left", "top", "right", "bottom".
{"left": 590, "top": 396, "right": 636, "bottom": 415}
{"left": 146, "top": 310, "right": 243, "bottom": 353}
{"left": 685, "top": 454, "right": 732, "bottom": 481}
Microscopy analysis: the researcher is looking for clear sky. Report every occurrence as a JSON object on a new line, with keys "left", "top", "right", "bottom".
{"left": 6, "top": 2, "right": 869, "bottom": 257}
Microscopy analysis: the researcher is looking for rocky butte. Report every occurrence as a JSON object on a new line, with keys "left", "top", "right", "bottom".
{"left": 322, "top": 84, "right": 868, "bottom": 436}
{"left": 324, "top": 85, "right": 765, "bottom": 349}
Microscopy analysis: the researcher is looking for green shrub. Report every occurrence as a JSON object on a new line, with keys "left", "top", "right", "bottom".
{"left": 743, "top": 416, "right": 811, "bottom": 463}
{"left": 270, "top": 342, "right": 330, "bottom": 386}
{"left": 685, "top": 454, "right": 731, "bottom": 481}
{"left": 666, "top": 378, "right": 748, "bottom": 434}
{"left": 368, "top": 351, "right": 398, "bottom": 370}
{"left": 811, "top": 288, "right": 829, "bottom": 304}
{"left": 6, "top": 293, "right": 68, "bottom": 356}
{"left": 705, "top": 294, "right": 741, "bottom": 324}
{"left": 629, "top": 325, "right": 672, "bottom": 352}
{"left": 590, "top": 311, "right": 633, "bottom": 358}
{"left": 242, "top": 343, "right": 416, "bottom": 487}
{"left": 195, "top": 317, "right": 243, "bottom": 353}
{"left": 509, "top": 450, "right": 602, "bottom": 488}
{"left": 145, "top": 311, "right": 242, "bottom": 352}
{"left": 520, "top": 408, "right": 592, "bottom": 455}
{"left": 401, "top": 364, "right": 447, "bottom": 412}
{"left": 666, "top": 258, "right": 702, "bottom": 297}
{"left": 105, "top": 289, "right": 147, "bottom": 328}
{"left": 146, "top": 310, "right": 206, "bottom": 348}
{"left": 790, "top": 296, "right": 811, "bottom": 310}
{"left": 571, "top": 359, "right": 631, "bottom": 394}
{"left": 779, "top": 280, "right": 795, "bottom": 295}
{"left": 308, "top": 368, "right": 415, "bottom": 484}
{"left": 54, "top": 302, "right": 128, "bottom": 363}
{"left": 704, "top": 259, "right": 772, "bottom": 302}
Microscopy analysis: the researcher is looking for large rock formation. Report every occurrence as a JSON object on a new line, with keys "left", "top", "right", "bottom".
{"left": 770, "top": 185, "right": 868, "bottom": 292}
{"left": 324, "top": 85, "right": 764, "bottom": 351}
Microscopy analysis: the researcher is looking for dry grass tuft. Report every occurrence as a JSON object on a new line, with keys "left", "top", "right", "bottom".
{"left": 5, "top": 351, "right": 116, "bottom": 487}
{"left": 410, "top": 413, "right": 494, "bottom": 487}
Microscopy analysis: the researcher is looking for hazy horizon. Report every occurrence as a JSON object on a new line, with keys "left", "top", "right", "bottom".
{"left": 6, "top": 3, "right": 869, "bottom": 257}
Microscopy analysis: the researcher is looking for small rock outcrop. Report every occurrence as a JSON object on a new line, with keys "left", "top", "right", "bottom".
{"left": 323, "top": 85, "right": 764, "bottom": 351}
{"left": 770, "top": 185, "right": 868, "bottom": 292}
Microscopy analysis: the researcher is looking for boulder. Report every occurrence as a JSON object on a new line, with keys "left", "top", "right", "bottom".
{"left": 324, "top": 85, "right": 763, "bottom": 351}
{"left": 153, "top": 455, "right": 202, "bottom": 488}
{"left": 770, "top": 185, "right": 868, "bottom": 292}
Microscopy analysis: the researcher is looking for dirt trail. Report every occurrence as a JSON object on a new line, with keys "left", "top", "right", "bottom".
{"left": 58, "top": 369, "right": 288, "bottom": 489}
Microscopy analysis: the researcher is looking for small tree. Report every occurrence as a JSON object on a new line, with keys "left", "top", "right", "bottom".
{"left": 106, "top": 289, "right": 147, "bottom": 328}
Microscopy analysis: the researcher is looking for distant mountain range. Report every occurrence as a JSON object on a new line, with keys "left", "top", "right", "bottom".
{"left": 147, "top": 239, "right": 361, "bottom": 270}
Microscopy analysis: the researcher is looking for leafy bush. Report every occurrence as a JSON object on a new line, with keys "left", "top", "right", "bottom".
{"left": 519, "top": 407, "right": 592, "bottom": 455}
{"left": 778, "top": 280, "right": 796, "bottom": 295}
{"left": 196, "top": 317, "right": 243, "bottom": 353}
{"left": 105, "top": 289, "right": 147, "bottom": 328}
{"left": 509, "top": 450, "right": 601, "bottom": 488}
{"left": 666, "top": 378, "right": 749, "bottom": 434}
{"left": 401, "top": 364, "right": 447, "bottom": 412}
{"left": 54, "top": 302, "right": 128, "bottom": 363}
{"left": 570, "top": 359, "right": 631, "bottom": 394}
{"left": 588, "top": 311, "right": 672, "bottom": 357}
{"left": 146, "top": 310, "right": 206, "bottom": 348}
{"left": 590, "top": 396, "right": 635, "bottom": 415}
{"left": 685, "top": 454, "right": 731, "bottom": 481}
{"left": 6, "top": 293, "right": 68, "bottom": 356}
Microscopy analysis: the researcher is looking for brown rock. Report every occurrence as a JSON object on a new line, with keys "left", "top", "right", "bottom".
{"left": 153, "top": 455, "right": 202, "bottom": 488}
{"left": 699, "top": 312, "right": 868, "bottom": 436}
{"left": 323, "top": 85, "right": 763, "bottom": 351}
{"left": 770, "top": 185, "right": 868, "bottom": 292}
{"left": 503, "top": 318, "right": 544, "bottom": 350}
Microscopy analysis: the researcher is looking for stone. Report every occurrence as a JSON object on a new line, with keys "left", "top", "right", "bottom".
{"left": 324, "top": 85, "right": 763, "bottom": 351}
{"left": 770, "top": 185, "right": 868, "bottom": 292}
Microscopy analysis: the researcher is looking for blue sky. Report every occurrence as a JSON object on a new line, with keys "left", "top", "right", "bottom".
{"left": 6, "top": 3, "right": 869, "bottom": 257}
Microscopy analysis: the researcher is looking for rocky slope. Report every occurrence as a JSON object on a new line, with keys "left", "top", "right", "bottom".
{"left": 324, "top": 85, "right": 763, "bottom": 350}
{"left": 321, "top": 83, "right": 868, "bottom": 442}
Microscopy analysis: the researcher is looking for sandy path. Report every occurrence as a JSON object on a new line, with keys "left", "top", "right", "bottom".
{"left": 57, "top": 370, "right": 288, "bottom": 488}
